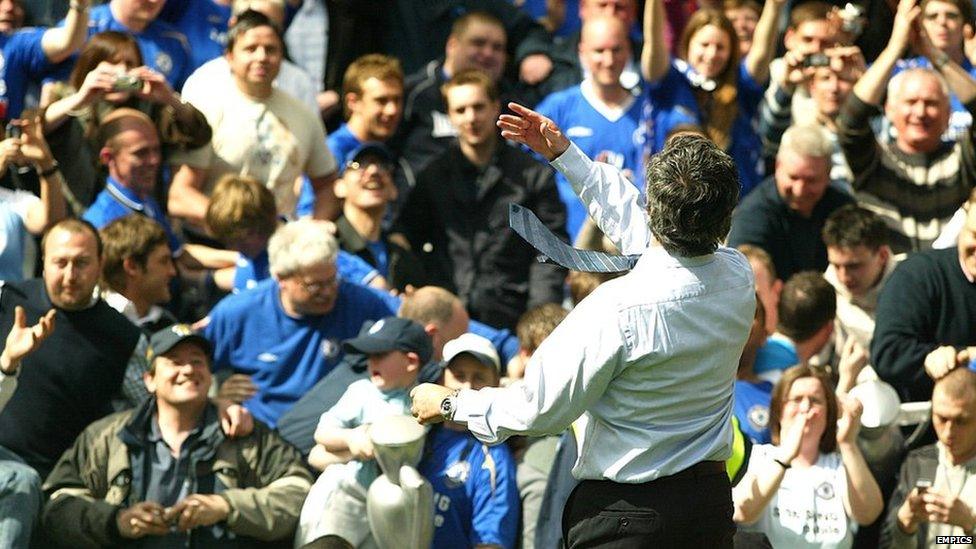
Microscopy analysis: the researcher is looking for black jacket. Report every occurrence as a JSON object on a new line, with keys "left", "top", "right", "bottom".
{"left": 396, "top": 141, "right": 567, "bottom": 329}
{"left": 880, "top": 444, "right": 940, "bottom": 548}
{"left": 335, "top": 214, "right": 429, "bottom": 292}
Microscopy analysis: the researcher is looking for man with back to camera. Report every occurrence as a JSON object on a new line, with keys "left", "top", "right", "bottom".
{"left": 412, "top": 102, "right": 755, "bottom": 547}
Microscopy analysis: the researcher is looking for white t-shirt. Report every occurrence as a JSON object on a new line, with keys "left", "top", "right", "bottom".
{"left": 740, "top": 444, "right": 855, "bottom": 549}
{"left": 181, "top": 57, "right": 318, "bottom": 113}
{"left": 0, "top": 187, "right": 38, "bottom": 281}
{"left": 173, "top": 84, "right": 336, "bottom": 217}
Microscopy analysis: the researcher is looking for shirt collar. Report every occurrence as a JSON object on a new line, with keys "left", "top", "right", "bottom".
{"left": 103, "top": 289, "right": 167, "bottom": 326}
{"left": 105, "top": 177, "right": 147, "bottom": 213}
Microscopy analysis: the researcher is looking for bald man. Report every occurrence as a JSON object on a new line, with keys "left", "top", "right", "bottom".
{"left": 533, "top": 0, "right": 641, "bottom": 100}
{"left": 82, "top": 109, "right": 181, "bottom": 250}
{"left": 534, "top": 15, "right": 645, "bottom": 240}
{"left": 83, "top": 109, "right": 237, "bottom": 275}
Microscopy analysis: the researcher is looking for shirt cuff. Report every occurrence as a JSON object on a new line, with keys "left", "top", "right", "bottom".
{"left": 453, "top": 388, "right": 498, "bottom": 443}
{"left": 550, "top": 143, "right": 592, "bottom": 185}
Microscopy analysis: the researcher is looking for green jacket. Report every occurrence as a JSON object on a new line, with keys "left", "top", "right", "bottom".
{"left": 41, "top": 398, "right": 313, "bottom": 548}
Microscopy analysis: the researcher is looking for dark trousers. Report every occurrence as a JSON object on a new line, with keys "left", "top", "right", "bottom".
{"left": 562, "top": 461, "right": 734, "bottom": 548}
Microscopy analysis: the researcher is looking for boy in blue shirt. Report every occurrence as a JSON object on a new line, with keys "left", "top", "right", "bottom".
{"left": 307, "top": 317, "right": 433, "bottom": 546}
{"left": 420, "top": 333, "right": 520, "bottom": 549}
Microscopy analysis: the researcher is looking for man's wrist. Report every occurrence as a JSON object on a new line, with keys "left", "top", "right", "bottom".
{"left": 0, "top": 352, "right": 19, "bottom": 375}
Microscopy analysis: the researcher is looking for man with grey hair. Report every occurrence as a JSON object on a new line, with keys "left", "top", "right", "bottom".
{"left": 729, "top": 124, "right": 854, "bottom": 280}
{"left": 202, "top": 218, "right": 396, "bottom": 427}
{"left": 838, "top": 0, "right": 976, "bottom": 253}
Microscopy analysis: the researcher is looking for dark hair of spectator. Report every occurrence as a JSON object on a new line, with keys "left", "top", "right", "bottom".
{"left": 677, "top": 10, "right": 739, "bottom": 148}
{"left": 341, "top": 54, "right": 404, "bottom": 120}
{"left": 567, "top": 270, "right": 620, "bottom": 306}
{"left": 100, "top": 215, "right": 169, "bottom": 293}
{"left": 788, "top": 1, "right": 832, "bottom": 30}
{"left": 737, "top": 244, "right": 779, "bottom": 281}
{"left": 921, "top": 0, "right": 973, "bottom": 26}
{"left": 776, "top": 271, "right": 836, "bottom": 342}
{"left": 769, "top": 364, "right": 839, "bottom": 454}
{"left": 69, "top": 31, "right": 143, "bottom": 91}
{"left": 517, "top": 303, "right": 568, "bottom": 354}
{"left": 441, "top": 69, "right": 499, "bottom": 105}
{"left": 822, "top": 205, "right": 888, "bottom": 251}
{"left": 449, "top": 10, "right": 506, "bottom": 41}
{"left": 723, "top": 0, "right": 761, "bottom": 15}
{"left": 226, "top": 9, "right": 283, "bottom": 52}
{"left": 207, "top": 174, "right": 279, "bottom": 243}
{"left": 41, "top": 218, "right": 103, "bottom": 259}
{"left": 645, "top": 133, "right": 739, "bottom": 256}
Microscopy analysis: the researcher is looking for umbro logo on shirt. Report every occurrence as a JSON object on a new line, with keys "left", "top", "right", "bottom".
{"left": 566, "top": 126, "right": 594, "bottom": 138}
{"left": 257, "top": 353, "right": 278, "bottom": 363}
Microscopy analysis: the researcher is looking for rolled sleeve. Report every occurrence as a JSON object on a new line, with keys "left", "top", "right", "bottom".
{"left": 550, "top": 144, "right": 651, "bottom": 255}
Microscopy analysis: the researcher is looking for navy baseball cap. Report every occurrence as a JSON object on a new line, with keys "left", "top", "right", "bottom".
{"left": 146, "top": 324, "right": 212, "bottom": 363}
{"left": 343, "top": 317, "right": 432, "bottom": 364}
{"left": 341, "top": 142, "right": 394, "bottom": 175}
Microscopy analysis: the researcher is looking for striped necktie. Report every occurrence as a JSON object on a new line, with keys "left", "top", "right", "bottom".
{"left": 509, "top": 204, "right": 640, "bottom": 273}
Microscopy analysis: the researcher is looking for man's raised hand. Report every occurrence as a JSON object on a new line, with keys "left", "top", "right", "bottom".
{"left": 1, "top": 306, "right": 55, "bottom": 374}
{"left": 497, "top": 102, "right": 570, "bottom": 161}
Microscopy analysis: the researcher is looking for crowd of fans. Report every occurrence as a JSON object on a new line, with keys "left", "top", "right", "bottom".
{"left": 0, "top": 0, "right": 975, "bottom": 547}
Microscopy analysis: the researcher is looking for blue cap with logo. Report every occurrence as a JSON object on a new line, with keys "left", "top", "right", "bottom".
{"left": 343, "top": 316, "right": 432, "bottom": 364}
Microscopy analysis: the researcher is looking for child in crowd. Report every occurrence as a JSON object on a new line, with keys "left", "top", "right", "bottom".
{"left": 419, "top": 333, "right": 520, "bottom": 549}
{"left": 303, "top": 316, "right": 433, "bottom": 546}
{"left": 507, "top": 303, "right": 568, "bottom": 380}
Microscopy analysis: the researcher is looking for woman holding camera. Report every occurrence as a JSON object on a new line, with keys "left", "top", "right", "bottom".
{"left": 733, "top": 364, "right": 883, "bottom": 548}
{"left": 41, "top": 31, "right": 210, "bottom": 214}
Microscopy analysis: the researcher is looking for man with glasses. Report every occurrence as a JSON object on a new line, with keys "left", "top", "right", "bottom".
{"left": 202, "top": 218, "right": 396, "bottom": 427}
{"left": 335, "top": 143, "right": 427, "bottom": 293}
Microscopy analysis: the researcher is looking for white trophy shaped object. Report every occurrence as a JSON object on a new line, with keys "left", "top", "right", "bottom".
{"left": 366, "top": 415, "right": 433, "bottom": 549}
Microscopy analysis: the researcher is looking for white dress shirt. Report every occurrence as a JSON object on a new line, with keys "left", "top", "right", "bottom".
{"left": 453, "top": 145, "right": 756, "bottom": 483}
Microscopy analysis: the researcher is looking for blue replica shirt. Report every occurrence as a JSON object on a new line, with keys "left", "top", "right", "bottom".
{"left": 82, "top": 5, "right": 193, "bottom": 91}
{"left": 158, "top": 0, "right": 231, "bottom": 73}
{"left": 0, "top": 28, "right": 52, "bottom": 120}
{"left": 646, "top": 58, "right": 766, "bottom": 197}
{"left": 203, "top": 277, "right": 396, "bottom": 426}
{"left": 893, "top": 56, "right": 975, "bottom": 141}
{"left": 365, "top": 239, "right": 390, "bottom": 278}
{"left": 535, "top": 83, "right": 646, "bottom": 240}
{"left": 419, "top": 427, "right": 520, "bottom": 549}
{"left": 733, "top": 379, "right": 773, "bottom": 445}
{"left": 753, "top": 334, "right": 799, "bottom": 385}
{"left": 297, "top": 123, "right": 363, "bottom": 215}
{"left": 82, "top": 178, "right": 182, "bottom": 253}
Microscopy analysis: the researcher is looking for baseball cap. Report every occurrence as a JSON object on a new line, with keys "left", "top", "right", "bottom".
{"left": 343, "top": 316, "right": 433, "bottom": 364}
{"left": 341, "top": 142, "right": 394, "bottom": 175}
{"left": 146, "top": 324, "right": 212, "bottom": 363}
{"left": 443, "top": 333, "right": 500, "bottom": 372}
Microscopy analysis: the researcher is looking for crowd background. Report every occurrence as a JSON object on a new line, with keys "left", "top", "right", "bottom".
{"left": 0, "top": 0, "right": 975, "bottom": 547}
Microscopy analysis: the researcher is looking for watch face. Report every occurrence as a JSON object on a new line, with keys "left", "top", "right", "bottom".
{"left": 440, "top": 398, "right": 452, "bottom": 415}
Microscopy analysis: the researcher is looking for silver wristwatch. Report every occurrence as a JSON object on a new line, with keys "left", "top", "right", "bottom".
{"left": 439, "top": 390, "right": 459, "bottom": 421}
